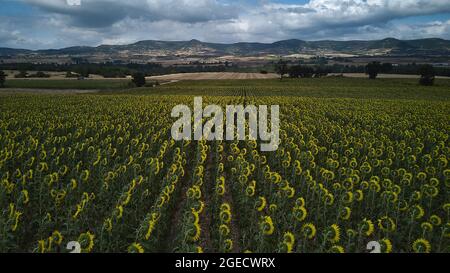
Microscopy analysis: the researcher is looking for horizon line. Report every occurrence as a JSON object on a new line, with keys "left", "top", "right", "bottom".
{"left": 1, "top": 37, "right": 448, "bottom": 52}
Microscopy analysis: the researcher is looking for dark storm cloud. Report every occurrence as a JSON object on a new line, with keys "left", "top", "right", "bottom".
{"left": 0, "top": 0, "right": 448, "bottom": 49}
{"left": 23, "top": 0, "right": 239, "bottom": 28}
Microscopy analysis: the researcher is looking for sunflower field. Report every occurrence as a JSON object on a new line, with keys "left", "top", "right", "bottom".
{"left": 0, "top": 79, "right": 449, "bottom": 253}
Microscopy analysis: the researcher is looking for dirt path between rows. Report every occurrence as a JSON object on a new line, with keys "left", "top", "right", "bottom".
{"left": 199, "top": 149, "right": 214, "bottom": 252}
{"left": 221, "top": 149, "right": 242, "bottom": 253}
{"left": 161, "top": 145, "right": 193, "bottom": 253}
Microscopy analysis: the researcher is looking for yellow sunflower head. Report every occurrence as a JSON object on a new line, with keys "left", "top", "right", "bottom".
{"left": 302, "top": 223, "right": 316, "bottom": 240}
{"left": 328, "top": 224, "right": 341, "bottom": 243}
{"left": 219, "top": 224, "right": 230, "bottom": 237}
{"left": 293, "top": 206, "right": 308, "bottom": 222}
{"left": 421, "top": 222, "right": 433, "bottom": 233}
{"left": 329, "top": 245, "right": 345, "bottom": 253}
{"left": 378, "top": 216, "right": 396, "bottom": 233}
{"left": 380, "top": 238, "right": 393, "bottom": 253}
{"left": 361, "top": 219, "right": 375, "bottom": 237}
{"left": 443, "top": 223, "right": 450, "bottom": 238}
{"left": 78, "top": 231, "right": 95, "bottom": 253}
{"left": 220, "top": 209, "right": 232, "bottom": 224}
{"left": 128, "top": 243, "right": 144, "bottom": 253}
{"left": 260, "top": 216, "right": 275, "bottom": 236}
{"left": 196, "top": 246, "right": 203, "bottom": 253}
{"left": 256, "top": 196, "right": 267, "bottom": 212}
{"left": 224, "top": 239, "right": 233, "bottom": 252}
{"left": 51, "top": 230, "right": 63, "bottom": 245}
{"left": 412, "top": 238, "right": 431, "bottom": 253}
{"left": 283, "top": 232, "right": 295, "bottom": 246}
{"left": 429, "top": 215, "right": 442, "bottom": 226}
{"left": 410, "top": 205, "right": 425, "bottom": 220}
{"left": 339, "top": 207, "right": 352, "bottom": 221}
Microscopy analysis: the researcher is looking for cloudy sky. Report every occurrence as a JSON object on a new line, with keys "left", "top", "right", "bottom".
{"left": 1, "top": 0, "right": 450, "bottom": 49}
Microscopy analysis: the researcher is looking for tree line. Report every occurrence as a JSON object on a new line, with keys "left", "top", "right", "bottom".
{"left": 365, "top": 61, "right": 436, "bottom": 85}
{"left": 0, "top": 62, "right": 234, "bottom": 78}
{"left": 275, "top": 60, "right": 441, "bottom": 86}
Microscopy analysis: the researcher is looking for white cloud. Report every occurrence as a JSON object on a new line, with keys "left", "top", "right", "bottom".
{"left": 357, "top": 19, "right": 450, "bottom": 40}
{"left": 249, "top": 0, "right": 450, "bottom": 32}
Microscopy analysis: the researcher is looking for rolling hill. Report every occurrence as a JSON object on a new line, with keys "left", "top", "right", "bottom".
{"left": 1, "top": 38, "right": 449, "bottom": 60}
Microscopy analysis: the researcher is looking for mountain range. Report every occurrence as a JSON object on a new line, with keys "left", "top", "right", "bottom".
{"left": 1, "top": 38, "right": 450, "bottom": 60}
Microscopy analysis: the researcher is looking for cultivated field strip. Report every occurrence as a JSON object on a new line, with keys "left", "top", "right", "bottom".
{"left": 0, "top": 89, "right": 449, "bottom": 253}
{"left": 137, "top": 78, "right": 450, "bottom": 100}
{"left": 148, "top": 72, "right": 278, "bottom": 81}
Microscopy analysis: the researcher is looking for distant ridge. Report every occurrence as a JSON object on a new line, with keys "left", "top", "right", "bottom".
{"left": 1, "top": 38, "right": 449, "bottom": 58}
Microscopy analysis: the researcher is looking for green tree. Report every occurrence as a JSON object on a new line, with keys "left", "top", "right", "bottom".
{"left": 15, "top": 70, "right": 28, "bottom": 78}
{"left": 29, "top": 71, "right": 50, "bottom": 78}
{"left": 381, "top": 63, "right": 393, "bottom": 73}
{"left": 314, "top": 66, "right": 329, "bottom": 78}
{"left": 66, "top": 71, "right": 77, "bottom": 78}
{"left": 365, "top": 62, "right": 381, "bottom": 79}
{"left": 35, "top": 71, "right": 50, "bottom": 78}
{"left": 75, "top": 67, "right": 90, "bottom": 78}
{"left": 275, "top": 59, "right": 288, "bottom": 81}
{"left": 0, "top": 70, "right": 5, "bottom": 88}
{"left": 132, "top": 72, "right": 146, "bottom": 87}
{"left": 288, "top": 65, "right": 314, "bottom": 78}
{"left": 419, "top": 64, "right": 435, "bottom": 86}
